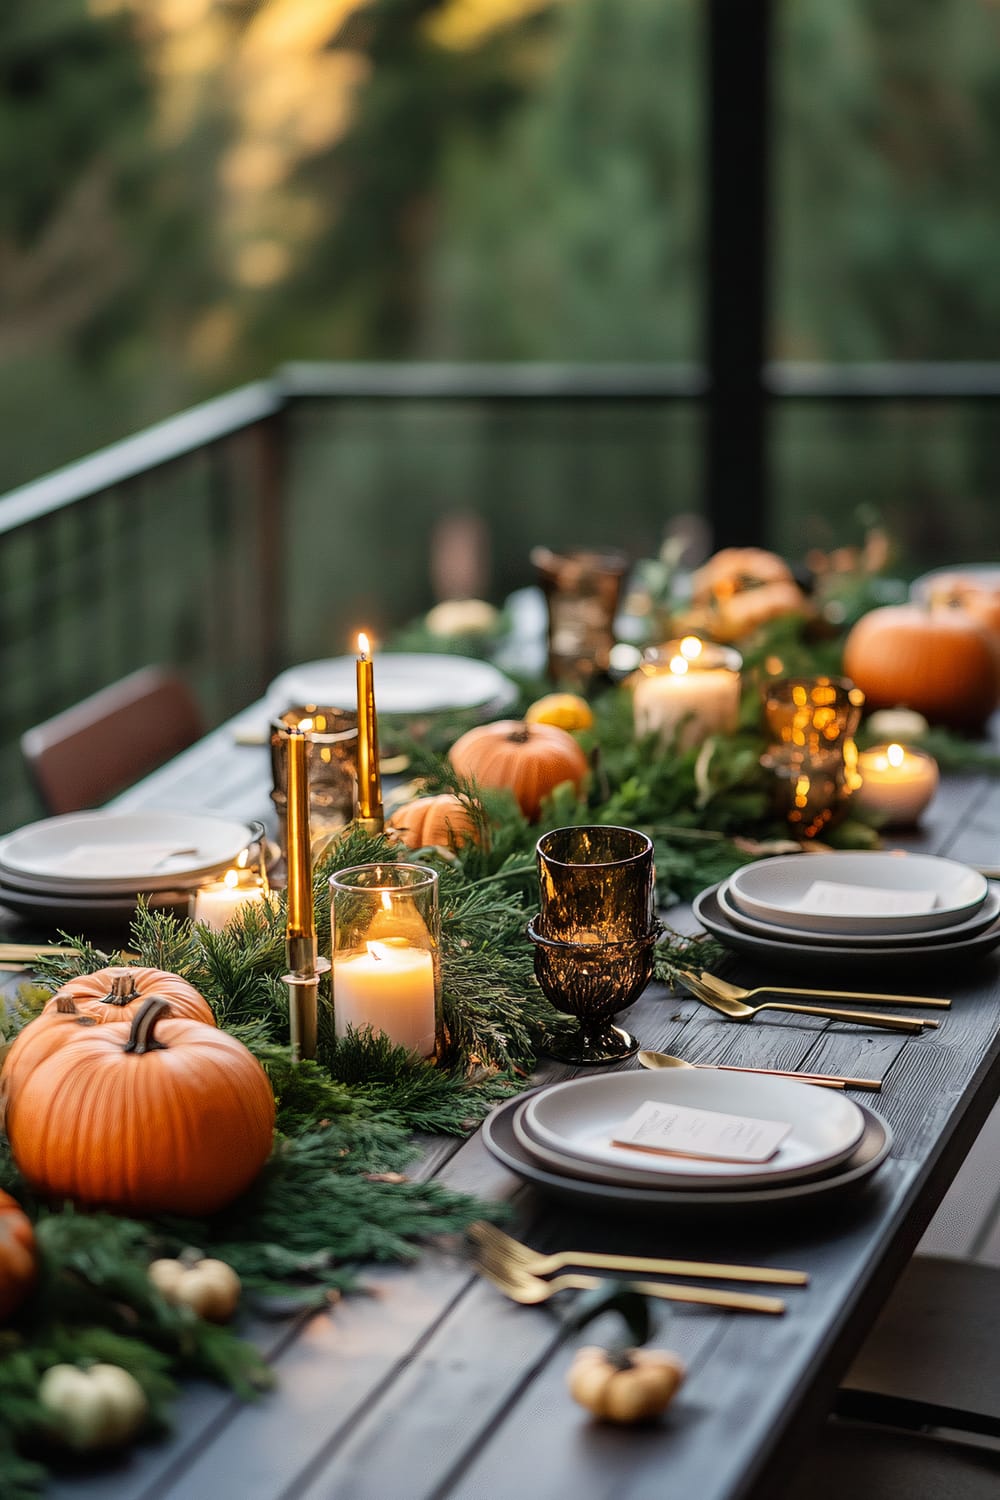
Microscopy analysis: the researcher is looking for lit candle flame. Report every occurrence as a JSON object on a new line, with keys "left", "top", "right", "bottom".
{"left": 669, "top": 655, "right": 689, "bottom": 676}
{"left": 887, "top": 743, "right": 905, "bottom": 768}
{"left": 237, "top": 849, "right": 249, "bottom": 869}
{"left": 368, "top": 940, "right": 395, "bottom": 962}
{"left": 358, "top": 631, "right": 370, "bottom": 659}
{"left": 223, "top": 868, "right": 240, "bottom": 889}
{"left": 679, "top": 636, "right": 703, "bottom": 661}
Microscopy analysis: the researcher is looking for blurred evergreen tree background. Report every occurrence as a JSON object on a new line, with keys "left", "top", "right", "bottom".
{"left": 1, "top": 0, "right": 999, "bottom": 565}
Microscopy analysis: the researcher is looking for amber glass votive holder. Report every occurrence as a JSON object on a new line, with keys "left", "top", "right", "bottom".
{"left": 536, "top": 825, "right": 656, "bottom": 942}
{"left": 531, "top": 545, "right": 629, "bottom": 689}
{"left": 763, "top": 676, "right": 865, "bottom": 757}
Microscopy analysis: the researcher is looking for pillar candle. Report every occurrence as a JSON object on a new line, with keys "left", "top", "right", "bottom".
{"left": 193, "top": 871, "right": 266, "bottom": 933}
{"left": 333, "top": 939, "right": 436, "bottom": 1055}
{"left": 856, "top": 743, "right": 939, "bottom": 826}
{"left": 632, "top": 637, "right": 741, "bottom": 750}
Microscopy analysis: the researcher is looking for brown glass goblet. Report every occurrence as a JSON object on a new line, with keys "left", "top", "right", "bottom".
{"left": 527, "top": 916, "right": 658, "bottom": 1065}
{"left": 536, "top": 825, "right": 656, "bottom": 942}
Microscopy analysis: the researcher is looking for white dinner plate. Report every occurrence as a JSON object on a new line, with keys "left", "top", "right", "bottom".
{"left": 717, "top": 877, "right": 1000, "bottom": 949}
{"left": 728, "top": 852, "right": 988, "bottom": 935}
{"left": 693, "top": 882, "right": 1000, "bottom": 975}
{"left": 521, "top": 1070, "right": 865, "bottom": 1186}
{"left": 266, "top": 653, "right": 518, "bottom": 718}
{"left": 483, "top": 1092, "right": 893, "bottom": 1215}
{"left": 0, "top": 811, "right": 253, "bottom": 895}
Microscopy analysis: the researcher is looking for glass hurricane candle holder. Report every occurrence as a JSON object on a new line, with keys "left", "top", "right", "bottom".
{"left": 271, "top": 707, "right": 358, "bottom": 857}
{"left": 763, "top": 676, "right": 865, "bottom": 756}
{"left": 531, "top": 545, "right": 629, "bottom": 689}
{"left": 329, "top": 863, "right": 441, "bottom": 1059}
{"left": 631, "top": 636, "right": 742, "bottom": 750}
{"left": 536, "top": 825, "right": 656, "bottom": 942}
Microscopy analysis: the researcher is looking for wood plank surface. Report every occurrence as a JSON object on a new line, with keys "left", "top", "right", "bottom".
{"left": 16, "top": 713, "right": 999, "bottom": 1500}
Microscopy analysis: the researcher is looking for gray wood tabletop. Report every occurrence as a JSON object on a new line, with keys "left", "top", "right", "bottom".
{"left": 5, "top": 708, "right": 999, "bottom": 1500}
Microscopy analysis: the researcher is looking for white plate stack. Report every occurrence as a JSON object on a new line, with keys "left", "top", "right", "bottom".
{"left": 482, "top": 1069, "right": 893, "bottom": 1215}
{"left": 0, "top": 811, "right": 254, "bottom": 926}
{"left": 694, "top": 852, "right": 1000, "bottom": 975}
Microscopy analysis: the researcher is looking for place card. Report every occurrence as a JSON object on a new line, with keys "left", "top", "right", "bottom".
{"left": 798, "top": 880, "right": 938, "bottom": 917}
{"left": 611, "top": 1099, "right": 791, "bottom": 1164}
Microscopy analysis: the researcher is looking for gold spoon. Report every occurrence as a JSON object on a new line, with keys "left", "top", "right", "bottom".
{"left": 637, "top": 1049, "right": 881, "bottom": 1091}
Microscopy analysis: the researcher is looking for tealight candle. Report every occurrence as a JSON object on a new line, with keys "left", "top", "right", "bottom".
{"left": 632, "top": 637, "right": 742, "bottom": 750}
{"left": 856, "top": 742, "right": 940, "bottom": 826}
{"left": 193, "top": 869, "right": 266, "bottom": 932}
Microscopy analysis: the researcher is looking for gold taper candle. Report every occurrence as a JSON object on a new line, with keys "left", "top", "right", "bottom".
{"left": 355, "top": 632, "right": 383, "bottom": 827}
{"left": 284, "top": 725, "right": 314, "bottom": 941}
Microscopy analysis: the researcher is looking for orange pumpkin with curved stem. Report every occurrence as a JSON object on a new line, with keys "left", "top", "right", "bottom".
{"left": 5, "top": 997, "right": 275, "bottom": 1217}
{"left": 449, "top": 720, "right": 588, "bottom": 821}
{"left": 43, "top": 966, "right": 214, "bottom": 1028}
{"left": 0, "top": 997, "right": 97, "bottom": 1118}
{"left": 0, "top": 1188, "right": 37, "bottom": 1321}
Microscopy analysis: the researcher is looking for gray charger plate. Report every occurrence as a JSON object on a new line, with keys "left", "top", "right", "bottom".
{"left": 0, "top": 880, "right": 190, "bottom": 927}
{"left": 693, "top": 883, "right": 1000, "bottom": 975}
{"left": 482, "top": 1090, "right": 891, "bottom": 1215}
{"left": 717, "top": 878, "right": 1000, "bottom": 949}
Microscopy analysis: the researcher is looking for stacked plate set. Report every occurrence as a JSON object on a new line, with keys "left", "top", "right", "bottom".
{"left": 693, "top": 851, "right": 1000, "bottom": 975}
{"left": 0, "top": 811, "right": 254, "bottom": 926}
{"left": 483, "top": 1068, "right": 892, "bottom": 1215}
{"left": 265, "top": 653, "right": 518, "bottom": 720}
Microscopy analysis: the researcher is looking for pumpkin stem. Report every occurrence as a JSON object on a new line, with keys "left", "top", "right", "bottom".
{"left": 123, "top": 996, "right": 171, "bottom": 1054}
{"left": 508, "top": 726, "right": 533, "bottom": 744}
{"left": 54, "top": 994, "right": 80, "bottom": 1015}
{"left": 102, "top": 967, "right": 140, "bottom": 1006}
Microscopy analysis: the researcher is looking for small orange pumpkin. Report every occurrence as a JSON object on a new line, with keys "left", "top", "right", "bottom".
{"left": 0, "top": 1187, "right": 37, "bottom": 1322}
{"left": 5, "top": 997, "right": 275, "bottom": 1217}
{"left": 0, "top": 997, "right": 98, "bottom": 1116}
{"left": 44, "top": 966, "right": 215, "bottom": 1028}
{"left": 688, "top": 547, "right": 808, "bottom": 642}
{"left": 843, "top": 603, "right": 999, "bottom": 728}
{"left": 449, "top": 720, "right": 589, "bottom": 821}
{"left": 387, "top": 793, "right": 480, "bottom": 850}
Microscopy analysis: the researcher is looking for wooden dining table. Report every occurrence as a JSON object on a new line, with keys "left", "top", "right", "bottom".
{"left": 4, "top": 699, "right": 1000, "bottom": 1500}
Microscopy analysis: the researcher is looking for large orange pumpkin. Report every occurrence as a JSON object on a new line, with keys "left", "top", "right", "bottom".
{"left": 449, "top": 720, "right": 589, "bottom": 821}
{"left": 0, "top": 1187, "right": 37, "bottom": 1322}
{"left": 387, "top": 793, "right": 481, "bottom": 850}
{"left": 44, "top": 967, "right": 215, "bottom": 1028}
{"left": 843, "top": 603, "right": 999, "bottom": 729}
{"left": 5, "top": 998, "right": 275, "bottom": 1217}
{"left": 688, "top": 547, "right": 808, "bottom": 642}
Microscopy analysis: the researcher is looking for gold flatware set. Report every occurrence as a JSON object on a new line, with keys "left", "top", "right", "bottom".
{"left": 468, "top": 1222, "right": 808, "bottom": 1316}
{"left": 678, "top": 968, "right": 948, "bottom": 1034}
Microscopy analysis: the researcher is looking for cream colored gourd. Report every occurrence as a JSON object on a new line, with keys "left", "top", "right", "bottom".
{"left": 567, "top": 1345, "right": 686, "bottom": 1424}
{"left": 38, "top": 1363, "right": 148, "bottom": 1451}
{"left": 148, "top": 1257, "right": 242, "bottom": 1323}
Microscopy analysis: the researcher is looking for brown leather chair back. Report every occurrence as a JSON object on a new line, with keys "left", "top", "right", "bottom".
{"left": 21, "top": 666, "right": 205, "bottom": 816}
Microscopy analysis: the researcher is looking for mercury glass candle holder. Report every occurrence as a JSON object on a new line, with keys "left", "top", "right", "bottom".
{"left": 329, "top": 863, "right": 442, "bottom": 1059}
{"left": 531, "top": 546, "right": 629, "bottom": 689}
{"left": 271, "top": 706, "right": 358, "bottom": 857}
{"left": 760, "top": 676, "right": 864, "bottom": 839}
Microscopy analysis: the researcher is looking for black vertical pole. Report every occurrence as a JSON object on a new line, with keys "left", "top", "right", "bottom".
{"left": 705, "top": 0, "right": 772, "bottom": 548}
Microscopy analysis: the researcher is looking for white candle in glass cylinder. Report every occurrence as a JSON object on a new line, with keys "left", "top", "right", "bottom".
{"left": 334, "top": 939, "right": 436, "bottom": 1055}
{"left": 856, "top": 743, "right": 939, "bottom": 826}
{"left": 192, "top": 870, "right": 266, "bottom": 932}
{"left": 632, "top": 637, "right": 742, "bottom": 750}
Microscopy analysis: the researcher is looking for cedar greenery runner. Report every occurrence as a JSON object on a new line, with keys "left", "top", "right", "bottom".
{"left": 0, "top": 630, "right": 994, "bottom": 1493}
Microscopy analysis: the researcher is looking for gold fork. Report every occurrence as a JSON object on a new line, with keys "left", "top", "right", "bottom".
{"left": 677, "top": 970, "right": 930, "bottom": 1034}
{"left": 698, "top": 969, "right": 951, "bottom": 1011}
{"left": 470, "top": 1245, "right": 786, "bottom": 1315}
{"left": 468, "top": 1221, "right": 808, "bottom": 1286}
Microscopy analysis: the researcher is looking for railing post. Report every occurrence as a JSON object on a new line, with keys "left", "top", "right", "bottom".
{"left": 250, "top": 409, "right": 289, "bottom": 686}
{"left": 705, "top": 0, "right": 772, "bottom": 548}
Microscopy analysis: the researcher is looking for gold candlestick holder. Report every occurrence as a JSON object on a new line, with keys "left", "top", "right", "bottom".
{"left": 282, "top": 933, "right": 331, "bottom": 1063}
